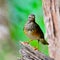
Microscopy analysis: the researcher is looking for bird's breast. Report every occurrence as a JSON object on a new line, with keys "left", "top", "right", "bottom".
{"left": 24, "top": 28, "right": 40, "bottom": 40}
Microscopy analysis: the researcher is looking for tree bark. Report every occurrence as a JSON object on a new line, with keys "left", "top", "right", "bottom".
{"left": 19, "top": 42, "right": 54, "bottom": 60}
{"left": 42, "top": 0, "right": 60, "bottom": 60}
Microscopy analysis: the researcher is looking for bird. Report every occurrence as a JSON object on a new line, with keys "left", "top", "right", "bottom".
{"left": 24, "top": 14, "right": 49, "bottom": 45}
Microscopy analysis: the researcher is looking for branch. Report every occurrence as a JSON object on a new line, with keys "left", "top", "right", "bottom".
{"left": 19, "top": 42, "right": 54, "bottom": 60}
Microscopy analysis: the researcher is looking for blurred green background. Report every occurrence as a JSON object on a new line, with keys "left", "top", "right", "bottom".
{"left": 8, "top": 0, "right": 48, "bottom": 55}
{"left": 0, "top": 0, "right": 49, "bottom": 60}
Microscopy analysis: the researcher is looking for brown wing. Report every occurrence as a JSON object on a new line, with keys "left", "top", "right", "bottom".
{"left": 32, "top": 22, "right": 44, "bottom": 39}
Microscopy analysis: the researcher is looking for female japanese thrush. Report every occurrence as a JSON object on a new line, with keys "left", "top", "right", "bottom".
{"left": 24, "top": 14, "right": 49, "bottom": 45}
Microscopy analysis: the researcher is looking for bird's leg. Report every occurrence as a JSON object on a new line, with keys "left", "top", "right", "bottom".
{"left": 23, "top": 40, "right": 33, "bottom": 44}
{"left": 38, "top": 40, "right": 40, "bottom": 51}
{"left": 34, "top": 40, "right": 40, "bottom": 51}
{"left": 28, "top": 40, "right": 33, "bottom": 43}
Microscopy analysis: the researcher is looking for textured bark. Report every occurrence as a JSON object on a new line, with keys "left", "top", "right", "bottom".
{"left": 42, "top": 0, "right": 60, "bottom": 60}
{"left": 19, "top": 42, "right": 54, "bottom": 60}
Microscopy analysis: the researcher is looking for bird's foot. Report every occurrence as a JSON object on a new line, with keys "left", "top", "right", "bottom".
{"left": 23, "top": 42, "right": 29, "bottom": 44}
{"left": 23, "top": 40, "right": 33, "bottom": 44}
{"left": 34, "top": 47, "right": 38, "bottom": 50}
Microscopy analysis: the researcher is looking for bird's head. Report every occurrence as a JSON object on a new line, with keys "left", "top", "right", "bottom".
{"left": 28, "top": 14, "right": 35, "bottom": 22}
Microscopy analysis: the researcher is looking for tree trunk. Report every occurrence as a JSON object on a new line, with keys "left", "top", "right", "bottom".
{"left": 42, "top": 0, "right": 60, "bottom": 60}
{"left": 19, "top": 42, "right": 54, "bottom": 60}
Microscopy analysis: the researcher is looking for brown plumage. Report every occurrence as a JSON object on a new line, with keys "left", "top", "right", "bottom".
{"left": 24, "top": 14, "right": 49, "bottom": 45}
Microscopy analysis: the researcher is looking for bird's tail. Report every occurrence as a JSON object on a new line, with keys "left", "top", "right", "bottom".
{"left": 39, "top": 39, "right": 49, "bottom": 45}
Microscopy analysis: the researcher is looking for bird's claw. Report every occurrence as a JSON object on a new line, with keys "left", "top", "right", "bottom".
{"left": 23, "top": 42, "right": 29, "bottom": 44}
{"left": 34, "top": 47, "right": 38, "bottom": 50}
